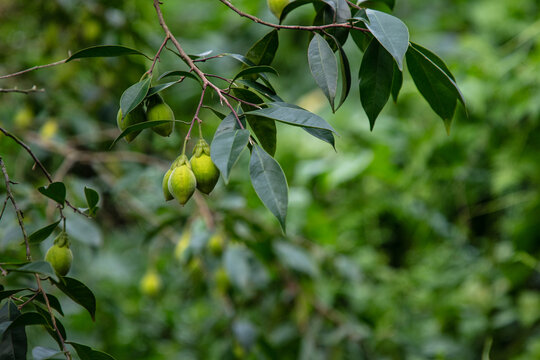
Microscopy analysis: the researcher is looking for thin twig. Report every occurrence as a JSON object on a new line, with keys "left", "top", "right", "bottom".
{"left": 146, "top": 36, "right": 170, "bottom": 76}
{"left": 0, "top": 85, "right": 45, "bottom": 94}
{"left": 0, "top": 58, "right": 68, "bottom": 79}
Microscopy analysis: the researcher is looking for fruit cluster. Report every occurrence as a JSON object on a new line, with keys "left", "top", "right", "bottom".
{"left": 116, "top": 93, "right": 175, "bottom": 142}
{"left": 163, "top": 138, "right": 220, "bottom": 205}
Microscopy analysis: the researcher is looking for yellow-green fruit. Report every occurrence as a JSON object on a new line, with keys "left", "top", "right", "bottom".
{"left": 162, "top": 168, "right": 174, "bottom": 201}
{"left": 190, "top": 138, "right": 220, "bottom": 194}
{"left": 267, "top": 0, "right": 289, "bottom": 18}
{"left": 45, "top": 232, "right": 72, "bottom": 276}
{"left": 168, "top": 155, "right": 197, "bottom": 205}
{"left": 140, "top": 270, "right": 161, "bottom": 296}
{"left": 146, "top": 95, "right": 174, "bottom": 137}
{"left": 208, "top": 232, "right": 225, "bottom": 254}
{"left": 117, "top": 104, "right": 147, "bottom": 142}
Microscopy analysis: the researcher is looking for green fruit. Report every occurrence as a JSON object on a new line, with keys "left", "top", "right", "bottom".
{"left": 140, "top": 270, "right": 161, "bottom": 296}
{"left": 162, "top": 168, "right": 174, "bottom": 201}
{"left": 267, "top": 0, "right": 289, "bottom": 18}
{"left": 146, "top": 95, "right": 174, "bottom": 137}
{"left": 190, "top": 138, "right": 220, "bottom": 194}
{"left": 117, "top": 104, "right": 147, "bottom": 142}
{"left": 45, "top": 232, "right": 73, "bottom": 276}
{"left": 168, "top": 155, "right": 197, "bottom": 205}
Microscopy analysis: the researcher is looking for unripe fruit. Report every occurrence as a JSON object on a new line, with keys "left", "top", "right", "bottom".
{"left": 168, "top": 155, "right": 197, "bottom": 205}
{"left": 162, "top": 168, "right": 174, "bottom": 201}
{"left": 190, "top": 138, "right": 220, "bottom": 195}
{"left": 267, "top": 0, "right": 289, "bottom": 18}
{"left": 140, "top": 269, "right": 161, "bottom": 296}
{"left": 117, "top": 104, "right": 147, "bottom": 142}
{"left": 208, "top": 232, "right": 225, "bottom": 254}
{"left": 146, "top": 94, "right": 174, "bottom": 137}
{"left": 45, "top": 232, "right": 72, "bottom": 277}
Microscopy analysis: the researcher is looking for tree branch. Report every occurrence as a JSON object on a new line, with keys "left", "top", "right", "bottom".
{"left": 0, "top": 85, "right": 45, "bottom": 94}
{"left": 0, "top": 58, "right": 68, "bottom": 79}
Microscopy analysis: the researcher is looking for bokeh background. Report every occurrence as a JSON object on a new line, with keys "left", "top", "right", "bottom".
{"left": 1, "top": 0, "right": 540, "bottom": 359}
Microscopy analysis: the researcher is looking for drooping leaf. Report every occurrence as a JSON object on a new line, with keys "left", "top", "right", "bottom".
{"left": 326, "top": 33, "right": 352, "bottom": 111}
{"left": 28, "top": 220, "right": 61, "bottom": 244}
{"left": 10, "top": 261, "right": 58, "bottom": 282}
{"left": 246, "top": 102, "right": 336, "bottom": 132}
{"left": 66, "top": 45, "right": 151, "bottom": 62}
{"left": 249, "top": 145, "right": 288, "bottom": 231}
{"left": 409, "top": 42, "right": 459, "bottom": 83}
{"left": 30, "top": 293, "right": 64, "bottom": 316}
{"left": 32, "top": 305, "right": 67, "bottom": 346}
{"left": 53, "top": 277, "right": 96, "bottom": 321}
{"left": 223, "top": 53, "right": 257, "bottom": 67}
{"left": 68, "top": 342, "right": 116, "bottom": 360}
{"left": 119, "top": 78, "right": 152, "bottom": 119}
{"left": 359, "top": 40, "right": 394, "bottom": 130}
{"left": 231, "top": 65, "right": 278, "bottom": 84}
{"left": 211, "top": 129, "right": 251, "bottom": 184}
{"left": 246, "top": 30, "right": 279, "bottom": 66}
{"left": 38, "top": 182, "right": 66, "bottom": 206}
{"left": 146, "top": 81, "right": 180, "bottom": 97}
{"left": 302, "top": 127, "right": 336, "bottom": 148}
{"left": 0, "top": 312, "right": 48, "bottom": 340}
{"left": 0, "top": 301, "right": 27, "bottom": 360}
{"left": 364, "top": 9, "right": 409, "bottom": 70}
{"left": 308, "top": 34, "right": 339, "bottom": 111}
{"left": 391, "top": 62, "right": 403, "bottom": 103}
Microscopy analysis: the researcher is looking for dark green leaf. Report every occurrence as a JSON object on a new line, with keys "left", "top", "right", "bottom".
{"left": 406, "top": 45, "right": 465, "bottom": 133}
{"left": 410, "top": 42, "right": 457, "bottom": 82}
{"left": 0, "top": 312, "right": 49, "bottom": 339}
{"left": 308, "top": 34, "right": 338, "bottom": 111}
{"left": 38, "top": 182, "right": 66, "bottom": 206}
{"left": 359, "top": 40, "right": 394, "bottom": 130}
{"left": 157, "top": 70, "right": 201, "bottom": 85}
{"left": 231, "top": 66, "right": 278, "bottom": 84}
{"left": 211, "top": 129, "right": 251, "bottom": 184}
{"left": 0, "top": 301, "right": 27, "bottom": 360}
{"left": 119, "top": 78, "right": 151, "bottom": 120}
{"left": 279, "top": 0, "right": 318, "bottom": 24}
{"left": 246, "top": 102, "right": 336, "bottom": 132}
{"left": 246, "top": 30, "right": 279, "bottom": 66}
{"left": 223, "top": 53, "right": 257, "bottom": 67}
{"left": 84, "top": 187, "right": 99, "bottom": 210}
{"left": 249, "top": 145, "right": 288, "bottom": 232}
{"left": 147, "top": 81, "right": 180, "bottom": 97}
{"left": 10, "top": 261, "right": 58, "bottom": 282}
{"left": 327, "top": 33, "right": 352, "bottom": 111}
{"left": 66, "top": 45, "right": 151, "bottom": 62}
{"left": 357, "top": 0, "right": 392, "bottom": 12}
{"left": 32, "top": 305, "right": 67, "bottom": 345}
{"left": 28, "top": 220, "right": 61, "bottom": 244}
{"left": 302, "top": 127, "right": 336, "bottom": 148}
{"left": 68, "top": 342, "right": 116, "bottom": 360}
{"left": 364, "top": 9, "right": 409, "bottom": 70}
{"left": 53, "top": 277, "right": 96, "bottom": 321}
{"left": 0, "top": 289, "right": 27, "bottom": 302}
{"left": 32, "top": 346, "right": 64, "bottom": 360}
{"left": 237, "top": 80, "right": 283, "bottom": 102}
{"left": 391, "top": 62, "right": 403, "bottom": 102}
{"left": 30, "top": 293, "right": 64, "bottom": 316}
{"left": 110, "top": 120, "right": 187, "bottom": 149}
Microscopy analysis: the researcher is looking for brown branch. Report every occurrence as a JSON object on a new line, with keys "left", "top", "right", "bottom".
{"left": 0, "top": 58, "right": 68, "bottom": 79}
{"left": 0, "top": 85, "right": 45, "bottom": 94}
{"left": 146, "top": 36, "right": 170, "bottom": 76}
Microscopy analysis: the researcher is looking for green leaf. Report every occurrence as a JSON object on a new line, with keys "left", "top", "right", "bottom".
{"left": 66, "top": 45, "right": 151, "bottom": 62}
{"left": 0, "top": 301, "right": 27, "bottom": 360}
{"left": 68, "top": 342, "right": 116, "bottom": 360}
{"left": 0, "top": 289, "right": 26, "bottom": 302}
{"left": 406, "top": 44, "right": 464, "bottom": 133}
{"left": 157, "top": 70, "right": 202, "bottom": 85}
{"left": 308, "top": 34, "right": 338, "bottom": 111}
{"left": 246, "top": 102, "right": 336, "bottom": 132}
{"left": 84, "top": 187, "right": 99, "bottom": 213}
{"left": 274, "top": 241, "right": 318, "bottom": 276}
{"left": 28, "top": 220, "right": 61, "bottom": 244}
{"left": 246, "top": 30, "right": 279, "bottom": 66}
{"left": 391, "top": 62, "right": 403, "bottom": 103}
{"left": 326, "top": 33, "right": 352, "bottom": 111}
{"left": 359, "top": 40, "right": 394, "bottom": 130}
{"left": 10, "top": 261, "right": 58, "bottom": 282}
{"left": 302, "top": 127, "right": 336, "bottom": 148}
{"left": 32, "top": 346, "right": 64, "bottom": 360}
{"left": 249, "top": 145, "right": 288, "bottom": 232}
{"left": 231, "top": 65, "right": 278, "bottom": 84}
{"left": 410, "top": 42, "right": 456, "bottom": 81}
{"left": 110, "top": 120, "right": 186, "bottom": 149}
{"left": 364, "top": 9, "right": 409, "bottom": 71}
{"left": 146, "top": 81, "right": 180, "bottom": 97}
{"left": 237, "top": 80, "right": 283, "bottom": 102}
{"left": 30, "top": 293, "right": 64, "bottom": 316}
{"left": 119, "top": 78, "right": 152, "bottom": 120}
{"left": 53, "top": 277, "right": 96, "bottom": 321}
{"left": 0, "top": 312, "right": 48, "bottom": 339}
{"left": 279, "top": 0, "right": 318, "bottom": 24}
{"left": 33, "top": 306, "right": 67, "bottom": 346}
{"left": 223, "top": 53, "right": 256, "bottom": 67}
{"left": 38, "top": 182, "right": 66, "bottom": 206}
{"left": 211, "top": 128, "right": 251, "bottom": 184}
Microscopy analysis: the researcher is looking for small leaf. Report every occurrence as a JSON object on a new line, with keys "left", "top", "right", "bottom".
{"left": 249, "top": 145, "right": 288, "bottom": 231}
{"left": 53, "top": 277, "right": 96, "bottom": 321}
{"left": 211, "top": 129, "right": 251, "bottom": 184}
{"left": 246, "top": 102, "right": 336, "bottom": 132}
{"left": 237, "top": 80, "right": 283, "bottom": 102}
{"left": 231, "top": 65, "right": 278, "bottom": 84}
{"left": 84, "top": 187, "right": 99, "bottom": 210}
{"left": 157, "top": 70, "right": 202, "bottom": 85}
{"left": 246, "top": 30, "right": 279, "bottom": 66}
{"left": 364, "top": 9, "right": 409, "bottom": 70}
{"left": 68, "top": 342, "right": 116, "bottom": 360}
{"left": 38, "top": 182, "right": 66, "bottom": 206}
{"left": 28, "top": 220, "right": 61, "bottom": 244}
{"left": 308, "top": 34, "right": 339, "bottom": 111}
{"left": 110, "top": 120, "right": 186, "bottom": 149}
{"left": 10, "top": 261, "right": 58, "bottom": 282}
{"left": 391, "top": 62, "right": 403, "bottom": 103}
{"left": 66, "top": 45, "right": 151, "bottom": 62}
{"left": 359, "top": 40, "right": 394, "bottom": 130}
{"left": 119, "top": 78, "right": 152, "bottom": 120}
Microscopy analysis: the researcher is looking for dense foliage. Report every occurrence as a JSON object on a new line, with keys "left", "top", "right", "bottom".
{"left": 1, "top": 0, "right": 539, "bottom": 359}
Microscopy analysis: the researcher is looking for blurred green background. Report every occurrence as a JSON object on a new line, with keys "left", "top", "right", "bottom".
{"left": 1, "top": 0, "right": 539, "bottom": 359}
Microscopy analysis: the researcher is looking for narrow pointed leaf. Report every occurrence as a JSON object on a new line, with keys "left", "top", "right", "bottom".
{"left": 231, "top": 66, "right": 278, "bottom": 84}
{"left": 10, "top": 261, "right": 58, "bottom": 282}
{"left": 302, "top": 127, "right": 336, "bottom": 148}
{"left": 308, "top": 34, "right": 338, "bottom": 111}
{"left": 391, "top": 62, "right": 403, "bottom": 102}
{"left": 237, "top": 80, "right": 283, "bottom": 102}
{"left": 157, "top": 70, "right": 202, "bottom": 85}
{"left": 247, "top": 102, "right": 336, "bottom": 132}
{"left": 246, "top": 30, "right": 279, "bottom": 66}
{"left": 68, "top": 342, "right": 116, "bottom": 360}
{"left": 250, "top": 145, "right": 288, "bottom": 232}
{"left": 110, "top": 120, "right": 187, "bottom": 149}
{"left": 28, "top": 220, "right": 61, "bottom": 244}
{"left": 211, "top": 125, "right": 251, "bottom": 183}
{"left": 52, "top": 277, "right": 96, "bottom": 321}
{"left": 66, "top": 45, "right": 151, "bottom": 62}
{"left": 364, "top": 9, "right": 409, "bottom": 70}
{"left": 359, "top": 40, "right": 394, "bottom": 130}
{"left": 119, "top": 78, "right": 151, "bottom": 119}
